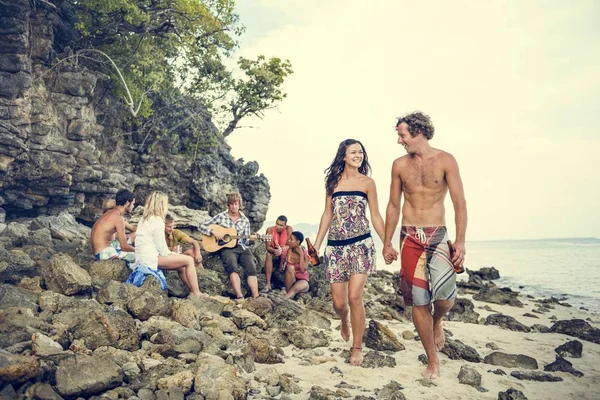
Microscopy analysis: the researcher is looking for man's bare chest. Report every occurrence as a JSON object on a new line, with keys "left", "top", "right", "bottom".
{"left": 401, "top": 162, "right": 445, "bottom": 192}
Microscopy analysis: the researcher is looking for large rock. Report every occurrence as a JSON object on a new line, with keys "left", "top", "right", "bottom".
{"left": 549, "top": 319, "right": 600, "bottom": 344}
{"left": 88, "top": 259, "right": 129, "bottom": 286}
{"left": 364, "top": 319, "right": 405, "bottom": 352}
{"left": 498, "top": 388, "right": 528, "bottom": 400}
{"left": 544, "top": 356, "right": 584, "bottom": 377}
{"left": 483, "top": 352, "right": 538, "bottom": 369}
{"left": 509, "top": 371, "right": 563, "bottom": 382}
{"left": 0, "top": 307, "right": 50, "bottom": 348}
{"left": 55, "top": 354, "right": 123, "bottom": 397}
{"left": 485, "top": 314, "right": 530, "bottom": 332}
{"left": 0, "top": 283, "right": 38, "bottom": 312}
{"left": 0, "top": 248, "right": 37, "bottom": 282}
{"left": 473, "top": 287, "right": 523, "bottom": 307}
{"left": 441, "top": 339, "right": 482, "bottom": 363}
{"left": 457, "top": 365, "right": 482, "bottom": 387}
{"left": 194, "top": 353, "right": 247, "bottom": 400}
{"left": 53, "top": 304, "right": 139, "bottom": 351}
{"left": 0, "top": 350, "right": 40, "bottom": 384}
{"left": 128, "top": 290, "right": 171, "bottom": 321}
{"left": 43, "top": 253, "right": 92, "bottom": 295}
{"left": 467, "top": 267, "right": 500, "bottom": 280}
{"left": 448, "top": 298, "right": 480, "bottom": 324}
{"left": 555, "top": 340, "right": 583, "bottom": 358}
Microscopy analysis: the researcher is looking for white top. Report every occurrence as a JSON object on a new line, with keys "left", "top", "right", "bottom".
{"left": 134, "top": 216, "right": 171, "bottom": 270}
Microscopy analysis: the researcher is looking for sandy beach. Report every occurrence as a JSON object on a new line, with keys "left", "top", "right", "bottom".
{"left": 254, "top": 289, "right": 600, "bottom": 400}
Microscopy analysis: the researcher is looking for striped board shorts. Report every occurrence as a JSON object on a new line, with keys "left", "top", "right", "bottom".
{"left": 399, "top": 226, "right": 457, "bottom": 306}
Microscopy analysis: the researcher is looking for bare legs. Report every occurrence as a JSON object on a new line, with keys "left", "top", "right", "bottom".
{"left": 331, "top": 274, "right": 368, "bottom": 366}
{"left": 412, "top": 299, "right": 455, "bottom": 379}
{"left": 284, "top": 266, "right": 309, "bottom": 299}
{"left": 230, "top": 272, "right": 259, "bottom": 299}
{"left": 263, "top": 253, "right": 274, "bottom": 292}
{"left": 158, "top": 254, "right": 202, "bottom": 296}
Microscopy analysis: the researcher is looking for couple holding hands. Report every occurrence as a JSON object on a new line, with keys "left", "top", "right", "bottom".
{"left": 312, "top": 111, "right": 467, "bottom": 377}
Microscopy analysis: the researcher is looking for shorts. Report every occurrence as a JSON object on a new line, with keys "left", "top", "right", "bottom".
{"left": 95, "top": 242, "right": 136, "bottom": 265}
{"left": 220, "top": 246, "right": 257, "bottom": 276}
{"left": 324, "top": 234, "right": 376, "bottom": 283}
{"left": 399, "top": 226, "right": 456, "bottom": 306}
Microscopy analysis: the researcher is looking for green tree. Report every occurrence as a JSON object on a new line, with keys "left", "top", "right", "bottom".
{"left": 67, "top": 0, "right": 292, "bottom": 141}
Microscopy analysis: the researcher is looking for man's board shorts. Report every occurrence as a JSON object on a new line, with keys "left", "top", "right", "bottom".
{"left": 95, "top": 240, "right": 136, "bottom": 265}
{"left": 399, "top": 226, "right": 457, "bottom": 306}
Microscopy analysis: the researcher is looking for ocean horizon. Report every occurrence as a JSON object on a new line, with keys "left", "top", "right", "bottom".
{"left": 262, "top": 221, "right": 600, "bottom": 313}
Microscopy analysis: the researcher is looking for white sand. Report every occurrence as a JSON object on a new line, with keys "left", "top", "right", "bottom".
{"left": 254, "top": 295, "right": 600, "bottom": 399}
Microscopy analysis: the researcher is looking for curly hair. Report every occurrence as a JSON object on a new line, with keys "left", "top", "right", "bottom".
{"left": 324, "top": 139, "right": 371, "bottom": 196}
{"left": 395, "top": 111, "right": 435, "bottom": 140}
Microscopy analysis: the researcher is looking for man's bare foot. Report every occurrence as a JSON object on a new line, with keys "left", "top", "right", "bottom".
{"left": 349, "top": 346, "right": 363, "bottom": 366}
{"left": 421, "top": 361, "right": 440, "bottom": 379}
{"left": 434, "top": 321, "right": 445, "bottom": 350}
{"left": 340, "top": 308, "right": 350, "bottom": 342}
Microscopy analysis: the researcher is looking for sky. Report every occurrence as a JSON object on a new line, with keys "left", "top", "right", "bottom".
{"left": 225, "top": 0, "right": 600, "bottom": 241}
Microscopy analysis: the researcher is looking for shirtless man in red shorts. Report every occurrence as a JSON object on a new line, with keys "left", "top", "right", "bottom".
{"left": 383, "top": 112, "right": 467, "bottom": 379}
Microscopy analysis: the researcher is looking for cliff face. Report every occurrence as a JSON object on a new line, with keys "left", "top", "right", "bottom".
{"left": 0, "top": 0, "right": 269, "bottom": 231}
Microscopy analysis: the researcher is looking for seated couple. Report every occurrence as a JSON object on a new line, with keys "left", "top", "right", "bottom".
{"left": 91, "top": 190, "right": 204, "bottom": 297}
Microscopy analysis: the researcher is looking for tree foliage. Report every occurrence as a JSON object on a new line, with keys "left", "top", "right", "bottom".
{"left": 65, "top": 0, "right": 292, "bottom": 147}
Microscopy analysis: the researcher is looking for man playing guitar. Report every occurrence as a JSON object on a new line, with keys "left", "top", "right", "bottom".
{"left": 199, "top": 192, "right": 259, "bottom": 299}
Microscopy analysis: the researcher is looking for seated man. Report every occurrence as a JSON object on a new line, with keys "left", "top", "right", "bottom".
{"left": 199, "top": 192, "right": 259, "bottom": 299}
{"left": 91, "top": 189, "right": 136, "bottom": 264}
{"left": 263, "top": 215, "right": 293, "bottom": 293}
{"left": 164, "top": 213, "right": 203, "bottom": 268}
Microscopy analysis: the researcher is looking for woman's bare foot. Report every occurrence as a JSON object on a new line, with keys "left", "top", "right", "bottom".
{"left": 340, "top": 309, "right": 350, "bottom": 342}
{"left": 434, "top": 321, "right": 445, "bottom": 350}
{"left": 349, "top": 346, "right": 363, "bottom": 366}
{"left": 421, "top": 360, "right": 440, "bottom": 379}
{"left": 189, "top": 291, "right": 209, "bottom": 298}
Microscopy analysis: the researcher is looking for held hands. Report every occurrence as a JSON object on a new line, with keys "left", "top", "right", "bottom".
{"left": 194, "top": 250, "right": 202, "bottom": 264}
{"left": 382, "top": 244, "right": 399, "bottom": 265}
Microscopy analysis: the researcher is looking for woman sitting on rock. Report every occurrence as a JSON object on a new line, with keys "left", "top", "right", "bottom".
{"left": 279, "top": 231, "right": 310, "bottom": 299}
{"left": 128, "top": 191, "right": 204, "bottom": 297}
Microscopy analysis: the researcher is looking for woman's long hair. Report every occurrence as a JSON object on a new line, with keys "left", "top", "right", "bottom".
{"left": 142, "top": 191, "right": 168, "bottom": 220}
{"left": 324, "top": 139, "right": 371, "bottom": 196}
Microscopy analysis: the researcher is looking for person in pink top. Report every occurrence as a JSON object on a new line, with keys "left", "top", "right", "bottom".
{"left": 280, "top": 231, "right": 310, "bottom": 299}
{"left": 263, "top": 215, "right": 293, "bottom": 293}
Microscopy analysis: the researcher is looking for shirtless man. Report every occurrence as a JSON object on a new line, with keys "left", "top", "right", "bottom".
{"left": 91, "top": 189, "right": 137, "bottom": 262}
{"left": 382, "top": 112, "right": 467, "bottom": 379}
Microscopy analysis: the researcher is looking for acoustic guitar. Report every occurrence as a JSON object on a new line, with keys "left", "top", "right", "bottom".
{"left": 201, "top": 224, "right": 272, "bottom": 253}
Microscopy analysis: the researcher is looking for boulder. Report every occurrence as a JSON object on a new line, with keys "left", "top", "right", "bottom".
{"left": 43, "top": 253, "right": 92, "bottom": 295}
{"left": 485, "top": 314, "right": 530, "bottom": 332}
{"left": 55, "top": 354, "right": 123, "bottom": 397}
{"left": 555, "top": 340, "right": 583, "bottom": 358}
{"left": 483, "top": 352, "right": 538, "bottom": 369}
{"left": 448, "top": 298, "right": 480, "bottom": 324}
{"left": 457, "top": 365, "right": 482, "bottom": 387}
{"left": 549, "top": 319, "right": 600, "bottom": 344}
{"left": 0, "top": 350, "right": 40, "bottom": 384}
{"left": 364, "top": 319, "right": 405, "bottom": 352}
{"left": 194, "top": 353, "right": 247, "bottom": 400}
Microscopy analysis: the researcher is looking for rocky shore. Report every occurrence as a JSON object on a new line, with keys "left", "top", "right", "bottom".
{"left": 1, "top": 213, "right": 599, "bottom": 400}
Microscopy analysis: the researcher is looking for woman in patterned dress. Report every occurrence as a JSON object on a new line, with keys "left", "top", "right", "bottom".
{"left": 313, "top": 139, "right": 385, "bottom": 366}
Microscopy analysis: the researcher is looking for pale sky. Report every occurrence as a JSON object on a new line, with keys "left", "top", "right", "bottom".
{"left": 226, "top": 0, "right": 600, "bottom": 241}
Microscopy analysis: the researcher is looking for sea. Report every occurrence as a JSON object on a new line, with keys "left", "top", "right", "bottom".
{"left": 266, "top": 222, "right": 600, "bottom": 313}
{"left": 377, "top": 238, "right": 600, "bottom": 313}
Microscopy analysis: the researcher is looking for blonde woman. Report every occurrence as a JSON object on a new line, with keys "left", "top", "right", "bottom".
{"left": 133, "top": 191, "right": 203, "bottom": 297}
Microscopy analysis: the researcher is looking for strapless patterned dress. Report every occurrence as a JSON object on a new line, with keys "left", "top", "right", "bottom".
{"left": 324, "top": 191, "right": 376, "bottom": 283}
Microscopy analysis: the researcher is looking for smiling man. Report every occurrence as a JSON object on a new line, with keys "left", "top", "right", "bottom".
{"left": 382, "top": 111, "right": 468, "bottom": 379}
